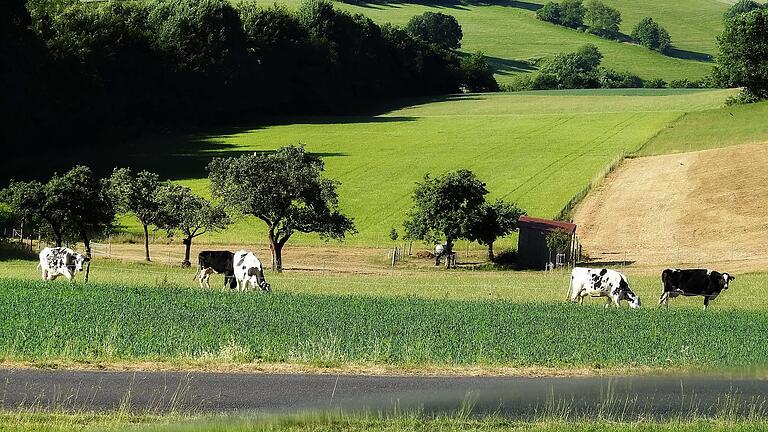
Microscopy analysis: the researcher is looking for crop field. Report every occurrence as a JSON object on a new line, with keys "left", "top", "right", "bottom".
{"left": 130, "top": 89, "right": 730, "bottom": 247}
{"left": 0, "top": 277, "right": 766, "bottom": 369}
{"left": 278, "top": 0, "right": 725, "bottom": 83}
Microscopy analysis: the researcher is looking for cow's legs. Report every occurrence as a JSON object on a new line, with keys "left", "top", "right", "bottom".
{"left": 658, "top": 292, "right": 670, "bottom": 308}
{"left": 703, "top": 296, "right": 710, "bottom": 311}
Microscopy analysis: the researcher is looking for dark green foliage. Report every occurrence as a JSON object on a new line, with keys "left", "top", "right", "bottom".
{"left": 6, "top": 0, "right": 471, "bottom": 154}
{"left": 535, "top": 44, "right": 603, "bottom": 89}
{"left": 714, "top": 8, "right": 768, "bottom": 99}
{"left": 536, "top": 0, "right": 584, "bottom": 29}
{"left": 631, "top": 17, "right": 672, "bottom": 53}
{"left": 545, "top": 228, "right": 571, "bottom": 254}
{"left": 155, "top": 183, "right": 230, "bottom": 267}
{"left": 584, "top": 0, "right": 621, "bottom": 37}
{"left": 460, "top": 52, "right": 499, "bottom": 92}
{"left": 405, "top": 11, "right": 463, "bottom": 49}
{"left": 466, "top": 200, "right": 526, "bottom": 261}
{"left": 669, "top": 78, "right": 706, "bottom": 89}
{"left": 598, "top": 68, "right": 644, "bottom": 88}
{"left": 724, "top": 0, "right": 764, "bottom": 19}
{"left": 3, "top": 281, "right": 768, "bottom": 368}
{"left": 209, "top": 146, "right": 355, "bottom": 272}
{"left": 404, "top": 170, "right": 488, "bottom": 256}
{"left": 644, "top": 78, "right": 668, "bottom": 88}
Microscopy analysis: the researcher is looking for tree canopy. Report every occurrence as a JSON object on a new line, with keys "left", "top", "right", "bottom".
{"left": 405, "top": 12, "right": 463, "bottom": 49}
{"left": 535, "top": 44, "right": 603, "bottom": 89}
{"left": 584, "top": 0, "right": 621, "bottom": 37}
{"left": 537, "top": 0, "right": 585, "bottom": 29}
{"left": 714, "top": 8, "right": 768, "bottom": 99}
{"left": 631, "top": 17, "right": 672, "bottom": 53}
{"left": 209, "top": 145, "right": 355, "bottom": 272}
{"left": 109, "top": 168, "right": 163, "bottom": 262}
{"left": 724, "top": 0, "right": 764, "bottom": 19}
{"left": 466, "top": 200, "right": 526, "bottom": 261}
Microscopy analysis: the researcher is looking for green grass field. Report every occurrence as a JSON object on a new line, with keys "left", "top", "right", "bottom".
{"left": 638, "top": 100, "right": 768, "bottom": 156}
{"left": 285, "top": 0, "right": 726, "bottom": 84}
{"left": 154, "top": 89, "right": 730, "bottom": 246}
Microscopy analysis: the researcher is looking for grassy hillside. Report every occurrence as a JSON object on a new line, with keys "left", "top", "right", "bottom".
{"left": 129, "top": 89, "right": 730, "bottom": 246}
{"left": 638, "top": 100, "right": 768, "bottom": 155}
{"left": 278, "top": 0, "right": 731, "bottom": 84}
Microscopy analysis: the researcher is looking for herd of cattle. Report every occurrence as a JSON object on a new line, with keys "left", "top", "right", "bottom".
{"left": 37, "top": 247, "right": 735, "bottom": 309}
{"left": 569, "top": 267, "right": 735, "bottom": 310}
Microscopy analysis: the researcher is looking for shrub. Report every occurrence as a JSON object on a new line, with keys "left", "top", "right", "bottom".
{"left": 538, "top": 44, "right": 602, "bottom": 89}
{"left": 536, "top": 0, "right": 583, "bottom": 29}
{"left": 536, "top": 2, "right": 562, "bottom": 24}
{"left": 724, "top": 0, "right": 763, "bottom": 19}
{"left": 584, "top": 0, "right": 621, "bottom": 37}
{"left": 631, "top": 17, "right": 671, "bottom": 53}
{"left": 669, "top": 78, "right": 705, "bottom": 88}
{"left": 405, "top": 11, "right": 462, "bottom": 49}
{"left": 714, "top": 8, "right": 768, "bottom": 99}
{"left": 598, "top": 68, "right": 644, "bottom": 88}
{"left": 644, "top": 78, "right": 667, "bottom": 88}
{"left": 460, "top": 51, "right": 499, "bottom": 92}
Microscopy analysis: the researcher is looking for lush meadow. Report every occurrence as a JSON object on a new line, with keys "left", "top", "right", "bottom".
{"left": 285, "top": 0, "right": 724, "bottom": 83}
{"left": 0, "top": 275, "right": 766, "bottom": 369}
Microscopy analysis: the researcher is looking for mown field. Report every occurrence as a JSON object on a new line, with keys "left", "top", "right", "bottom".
{"left": 284, "top": 0, "right": 725, "bottom": 84}
{"left": 0, "top": 274, "right": 766, "bottom": 369}
{"left": 152, "top": 89, "right": 730, "bottom": 247}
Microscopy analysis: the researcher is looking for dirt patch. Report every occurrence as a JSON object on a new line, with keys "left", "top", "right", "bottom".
{"left": 573, "top": 143, "right": 768, "bottom": 273}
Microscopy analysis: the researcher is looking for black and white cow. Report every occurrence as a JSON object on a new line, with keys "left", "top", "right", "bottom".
{"left": 194, "top": 251, "right": 237, "bottom": 290}
{"left": 659, "top": 268, "right": 735, "bottom": 310}
{"left": 38, "top": 247, "right": 88, "bottom": 281}
{"left": 233, "top": 250, "right": 270, "bottom": 292}
{"left": 568, "top": 267, "right": 641, "bottom": 308}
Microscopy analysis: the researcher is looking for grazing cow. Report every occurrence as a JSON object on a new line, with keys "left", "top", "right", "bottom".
{"left": 659, "top": 269, "right": 735, "bottom": 310}
{"left": 568, "top": 267, "right": 641, "bottom": 308}
{"left": 434, "top": 244, "right": 456, "bottom": 268}
{"left": 233, "top": 250, "right": 271, "bottom": 292}
{"left": 194, "top": 251, "right": 236, "bottom": 290}
{"left": 38, "top": 247, "right": 88, "bottom": 281}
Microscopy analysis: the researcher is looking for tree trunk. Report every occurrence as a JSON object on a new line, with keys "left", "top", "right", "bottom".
{"left": 143, "top": 224, "right": 151, "bottom": 262}
{"left": 444, "top": 238, "right": 454, "bottom": 269}
{"left": 274, "top": 244, "right": 284, "bottom": 273}
{"left": 82, "top": 234, "right": 92, "bottom": 283}
{"left": 487, "top": 242, "right": 494, "bottom": 261}
{"left": 182, "top": 237, "right": 192, "bottom": 268}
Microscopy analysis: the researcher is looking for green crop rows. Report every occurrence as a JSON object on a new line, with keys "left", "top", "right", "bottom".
{"left": 1, "top": 278, "right": 765, "bottom": 369}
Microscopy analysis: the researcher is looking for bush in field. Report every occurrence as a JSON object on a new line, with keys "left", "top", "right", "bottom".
{"left": 724, "top": 0, "right": 764, "bottom": 19}
{"left": 460, "top": 51, "right": 499, "bottom": 92}
{"left": 404, "top": 170, "right": 488, "bottom": 262}
{"left": 535, "top": 44, "right": 603, "bottom": 89}
{"left": 536, "top": 0, "right": 584, "bottom": 29}
{"left": 209, "top": 145, "right": 355, "bottom": 272}
{"left": 405, "top": 11, "right": 463, "bottom": 49}
{"left": 669, "top": 78, "right": 705, "bottom": 89}
{"left": 584, "top": 0, "right": 621, "bottom": 37}
{"left": 714, "top": 8, "right": 768, "bottom": 100}
{"left": 598, "top": 68, "right": 644, "bottom": 88}
{"left": 546, "top": 228, "right": 571, "bottom": 255}
{"left": 644, "top": 78, "right": 668, "bottom": 88}
{"left": 631, "top": 17, "right": 672, "bottom": 53}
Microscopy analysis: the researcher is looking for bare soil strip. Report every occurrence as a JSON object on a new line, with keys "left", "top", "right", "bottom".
{"left": 574, "top": 142, "right": 768, "bottom": 272}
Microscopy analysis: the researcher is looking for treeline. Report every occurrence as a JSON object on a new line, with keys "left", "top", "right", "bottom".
{"left": 1, "top": 0, "right": 496, "bottom": 153}
{"left": 536, "top": 0, "right": 671, "bottom": 53}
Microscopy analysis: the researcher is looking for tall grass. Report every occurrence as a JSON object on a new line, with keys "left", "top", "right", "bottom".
{"left": 0, "top": 279, "right": 766, "bottom": 369}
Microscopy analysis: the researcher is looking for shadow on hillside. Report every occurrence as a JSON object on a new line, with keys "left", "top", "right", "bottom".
{"left": 665, "top": 47, "right": 713, "bottom": 63}
{"left": 1, "top": 114, "right": 422, "bottom": 184}
{"left": 339, "top": 0, "right": 541, "bottom": 10}
{"left": 486, "top": 56, "right": 537, "bottom": 75}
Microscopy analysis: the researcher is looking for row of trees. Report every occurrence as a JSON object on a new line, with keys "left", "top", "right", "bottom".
{"left": 1, "top": 146, "right": 356, "bottom": 272}
{"left": 536, "top": 0, "right": 672, "bottom": 53}
{"left": 403, "top": 170, "right": 526, "bottom": 262}
{"left": 2, "top": 0, "right": 496, "bottom": 153}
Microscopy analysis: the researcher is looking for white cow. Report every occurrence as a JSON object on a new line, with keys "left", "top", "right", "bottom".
{"left": 233, "top": 250, "right": 271, "bottom": 292}
{"left": 38, "top": 247, "right": 88, "bottom": 281}
{"left": 568, "top": 267, "right": 641, "bottom": 308}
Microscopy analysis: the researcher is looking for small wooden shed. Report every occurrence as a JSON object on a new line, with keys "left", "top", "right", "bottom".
{"left": 517, "top": 216, "right": 578, "bottom": 270}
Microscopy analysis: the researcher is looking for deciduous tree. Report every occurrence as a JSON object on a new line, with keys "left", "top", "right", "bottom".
{"left": 714, "top": 8, "right": 768, "bottom": 99}
{"left": 405, "top": 11, "right": 463, "bottom": 49}
{"left": 466, "top": 200, "right": 526, "bottom": 261}
{"left": 631, "top": 17, "right": 671, "bottom": 52}
{"left": 109, "top": 168, "right": 163, "bottom": 262}
{"left": 209, "top": 145, "right": 355, "bottom": 272}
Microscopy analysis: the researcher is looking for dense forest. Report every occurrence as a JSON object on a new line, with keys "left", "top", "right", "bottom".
{"left": 1, "top": 0, "right": 495, "bottom": 153}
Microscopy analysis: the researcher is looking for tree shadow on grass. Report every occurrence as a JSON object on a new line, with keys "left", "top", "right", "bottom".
{"left": 665, "top": 47, "right": 713, "bottom": 63}
{"left": 486, "top": 56, "right": 538, "bottom": 75}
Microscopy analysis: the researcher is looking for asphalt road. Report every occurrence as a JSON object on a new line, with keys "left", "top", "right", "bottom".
{"left": 1, "top": 368, "right": 766, "bottom": 418}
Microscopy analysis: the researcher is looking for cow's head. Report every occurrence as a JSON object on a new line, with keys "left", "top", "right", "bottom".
{"left": 721, "top": 273, "right": 735, "bottom": 290}
{"left": 247, "top": 263, "right": 270, "bottom": 292}
{"left": 620, "top": 275, "right": 641, "bottom": 308}
{"left": 74, "top": 253, "right": 88, "bottom": 271}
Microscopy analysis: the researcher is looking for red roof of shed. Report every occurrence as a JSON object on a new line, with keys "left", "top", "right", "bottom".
{"left": 518, "top": 216, "right": 576, "bottom": 235}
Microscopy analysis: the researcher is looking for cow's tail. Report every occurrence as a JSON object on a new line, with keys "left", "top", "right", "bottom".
{"left": 192, "top": 256, "right": 202, "bottom": 281}
{"left": 566, "top": 274, "right": 574, "bottom": 301}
